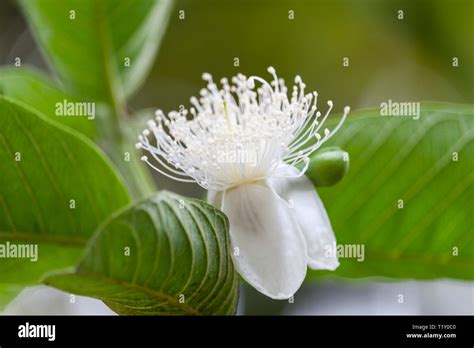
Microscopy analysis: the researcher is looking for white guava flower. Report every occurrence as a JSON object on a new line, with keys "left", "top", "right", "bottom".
{"left": 136, "top": 67, "right": 350, "bottom": 299}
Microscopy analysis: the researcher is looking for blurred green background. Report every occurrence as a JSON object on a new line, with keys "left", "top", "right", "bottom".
{"left": 137, "top": 0, "right": 474, "bottom": 109}
{"left": 2, "top": 0, "right": 473, "bottom": 112}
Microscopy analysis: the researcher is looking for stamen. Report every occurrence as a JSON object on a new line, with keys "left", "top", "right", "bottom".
{"left": 136, "top": 68, "right": 350, "bottom": 190}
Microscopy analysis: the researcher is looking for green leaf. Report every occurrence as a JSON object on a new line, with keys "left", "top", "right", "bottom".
{"left": 44, "top": 192, "right": 239, "bottom": 315}
{"left": 310, "top": 103, "right": 474, "bottom": 279}
{"left": 306, "top": 146, "right": 349, "bottom": 187}
{"left": 0, "top": 67, "right": 95, "bottom": 139}
{"left": 0, "top": 96, "right": 130, "bottom": 307}
{"left": 18, "top": 0, "right": 173, "bottom": 101}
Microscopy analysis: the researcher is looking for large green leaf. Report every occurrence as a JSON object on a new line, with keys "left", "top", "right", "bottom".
{"left": 0, "top": 67, "right": 95, "bottom": 139}
{"left": 0, "top": 96, "right": 130, "bottom": 308}
{"left": 44, "top": 192, "right": 239, "bottom": 315}
{"left": 18, "top": 0, "right": 173, "bottom": 101}
{"left": 309, "top": 103, "right": 474, "bottom": 279}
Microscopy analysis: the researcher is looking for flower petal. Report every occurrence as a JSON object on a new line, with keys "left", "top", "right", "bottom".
{"left": 268, "top": 165, "right": 339, "bottom": 270}
{"left": 221, "top": 182, "right": 307, "bottom": 299}
{"left": 207, "top": 190, "right": 223, "bottom": 208}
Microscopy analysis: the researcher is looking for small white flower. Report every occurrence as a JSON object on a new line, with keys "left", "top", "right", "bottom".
{"left": 136, "top": 68, "right": 350, "bottom": 299}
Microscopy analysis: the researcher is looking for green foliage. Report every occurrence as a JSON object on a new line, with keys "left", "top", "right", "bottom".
{"left": 0, "top": 67, "right": 95, "bottom": 139}
{"left": 13, "top": 0, "right": 171, "bottom": 199}
{"left": 44, "top": 192, "right": 239, "bottom": 315}
{"left": 0, "top": 97, "right": 130, "bottom": 308}
{"left": 18, "top": 0, "right": 173, "bottom": 101}
{"left": 310, "top": 103, "right": 474, "bottom": 279}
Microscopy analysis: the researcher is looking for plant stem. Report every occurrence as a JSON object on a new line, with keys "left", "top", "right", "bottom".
{"left": 96, "top": 106, "right": 156, "bottom": 200}
{"left": 93, "top": 0, "right": 156, "bottom": 200}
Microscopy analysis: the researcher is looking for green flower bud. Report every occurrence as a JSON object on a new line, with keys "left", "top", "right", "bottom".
{"left": 305, "top": 146, "right": 349, "bottom": 187}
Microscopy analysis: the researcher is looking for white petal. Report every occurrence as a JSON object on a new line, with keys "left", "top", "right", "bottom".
{"left": 268, "top": 165, "right": 339, "bottom": 271}
{"left": 207, "top": 190, "right": 223, "bottom": 208}
{"left": 221, "top": 182, "right": 307, "bottom": 299}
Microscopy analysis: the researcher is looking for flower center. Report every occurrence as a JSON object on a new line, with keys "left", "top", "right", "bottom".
{"left": 136, "top": 67, "right": 350, "bottom": 191}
